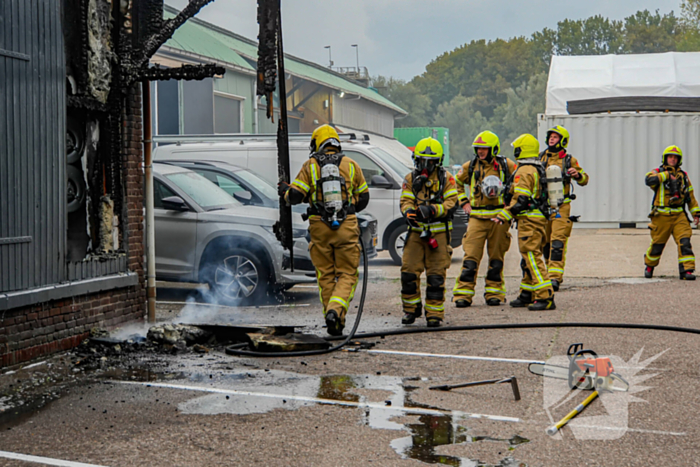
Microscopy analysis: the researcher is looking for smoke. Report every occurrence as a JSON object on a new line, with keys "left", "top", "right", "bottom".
{"left": 110, "top": 321, "right": 151, "bottom": 340}
{"left": 176, "top": 293, "right": 232, "bottom": 324}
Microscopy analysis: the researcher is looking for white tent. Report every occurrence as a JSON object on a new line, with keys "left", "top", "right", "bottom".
{"left": 546, "top": 52, "right": 700, "bottom": 115}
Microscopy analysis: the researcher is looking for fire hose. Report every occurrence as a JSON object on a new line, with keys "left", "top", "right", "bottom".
{"left": 226, "top": 311, "right": 700, "bottom": 357}
{"left": 225, "top": 235, "right": 369, "bottom": 358}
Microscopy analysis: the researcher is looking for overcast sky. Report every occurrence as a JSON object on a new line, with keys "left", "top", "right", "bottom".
{"left": 168, "top": 0, "right": 681, "bottom": 80}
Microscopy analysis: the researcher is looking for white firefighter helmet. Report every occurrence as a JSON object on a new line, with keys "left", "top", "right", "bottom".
{"left": 481, "top": 175, "right": 504, "bottom": 199}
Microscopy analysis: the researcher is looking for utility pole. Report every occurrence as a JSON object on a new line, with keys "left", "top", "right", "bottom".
{"left": 324, "top": 45, "right": 333, "bottom": 67}
{"left": 351, "top": 44, "right": 359, "bottom": 73}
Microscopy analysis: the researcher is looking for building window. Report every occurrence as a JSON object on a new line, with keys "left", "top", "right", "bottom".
{"left": 214, "top": 92, "right": 244, "bottom": 133}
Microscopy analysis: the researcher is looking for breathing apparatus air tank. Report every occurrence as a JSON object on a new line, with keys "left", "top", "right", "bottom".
{"left": 546, "top": 164, "right": 565, "bottom": 218}
{"left": 321, "top": 163, "right": 343, "bottom": 229}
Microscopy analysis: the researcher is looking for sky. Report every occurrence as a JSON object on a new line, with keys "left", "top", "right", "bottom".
{"left": 168, "top": 0, "right": 681, "bottom": 81}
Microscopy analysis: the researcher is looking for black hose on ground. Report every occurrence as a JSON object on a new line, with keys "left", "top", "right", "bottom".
{"left": 225, "top": 235, "right": 369, "bottom": 358}
{"left": 323, "top": 321, "right": 700, "bottom": 341}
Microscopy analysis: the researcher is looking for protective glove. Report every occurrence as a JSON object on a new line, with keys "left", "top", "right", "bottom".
{"left": 404, "top": 209, "right": 420, "bottom": 228}
{"left": 278, "top": 181, "right": 291, "bottom": 197}
{"left": 417, "top": 204, "right": 436, "bottom": 223}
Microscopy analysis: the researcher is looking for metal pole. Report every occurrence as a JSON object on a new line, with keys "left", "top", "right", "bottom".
{"left": 352, "top": 44, "right": 359, "bottom": 73}
{"left": 324, "top": 45, "right": 332, "bottom": 67}
{"left": 142, "top": 81, "right": 157, "bottom": 323}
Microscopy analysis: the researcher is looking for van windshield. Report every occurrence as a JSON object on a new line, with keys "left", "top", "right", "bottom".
{"left": 166, "top": 172, "right": 240, "bottom": 210}
{"left": 369, "top": 147, "right": 413, "bottom": 178}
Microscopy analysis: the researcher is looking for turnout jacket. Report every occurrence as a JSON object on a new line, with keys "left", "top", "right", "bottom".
{"left": 496, "top": 160, "right": 546, "bottom": 223}
{"left": 456, "top": 157, "right": 517, "bottom": 220}
{"left": 539, "top": 149, "right": 589, "bottom": 202}
{"left": 645, "top": 165, "right": 700, "bottom": 216}
{"left": 286, "top": 154, "right": 369, "bottom": 217}
{"left": 400, "top": 169, "right": 459, "bottom": 233}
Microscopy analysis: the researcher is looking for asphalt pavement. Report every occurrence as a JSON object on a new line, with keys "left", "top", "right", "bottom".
{"left": 1, "top": 228, "right": 699, "bottom": 466}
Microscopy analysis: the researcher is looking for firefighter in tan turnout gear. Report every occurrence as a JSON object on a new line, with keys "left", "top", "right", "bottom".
{"left": 644, "top": 145, "right": 700, "bottom": 280}
{"left": 494, "top": 134, "right": 555, "bottom": 311}
{"left": 280, "top": 125, "right": 370, "bottom": 336}
{"left": 453, "top": 131, "right": 516, "bottom": 307}
{"left": 400, "top": 137, "right": 459, "bottom": 328}
{"left": 539, "top": 125, "right": 589, "bottom": 291}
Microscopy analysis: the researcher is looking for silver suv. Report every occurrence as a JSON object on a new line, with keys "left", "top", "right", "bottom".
{"left": 153, "top": 163, "right": 315, "bottom": 304}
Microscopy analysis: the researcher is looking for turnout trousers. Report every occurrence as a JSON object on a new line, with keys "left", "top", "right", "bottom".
{"left": 645, "top": 212, "right": 696, "bottom": 272}
{"left": 453, "top": 217, "right": 511, "bottom": 304}
{"left": 517, "top": 217, "right": 553, "bottom": 301}
{"left": 544, "top": 203, "right": 573, "bottom": 284}
{"left": 401, "top": 231, "right": 452, "bottom": 320}
{"left": 308, "top": 216, "right": 361, "bottom": 325}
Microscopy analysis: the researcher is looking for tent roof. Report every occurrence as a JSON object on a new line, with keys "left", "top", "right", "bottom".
{"left": 546, "top": 52, "right": 700, "bottom": 115}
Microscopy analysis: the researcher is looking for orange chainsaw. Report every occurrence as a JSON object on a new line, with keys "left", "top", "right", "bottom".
{"left": 529, "top": 343, "right": 629, "bottom": 392}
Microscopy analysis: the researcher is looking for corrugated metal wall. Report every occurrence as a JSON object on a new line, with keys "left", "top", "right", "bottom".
{"left": 0, "top": 0, "right": 66, "bottom": 293}
{"left": 333, "top": 97, "right": 395, "bottom": 138}
{"left": 538, "top": 113, "right": 700, "bottom": 225}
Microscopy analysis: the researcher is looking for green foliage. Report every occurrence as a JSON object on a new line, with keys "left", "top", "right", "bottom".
{"left": 678, "top": 0, "right": 700, "bottom": 50}
{"left": 432, "top": 95, "right": 489, "bottom": 165}
{"left": 370, "top": 76, "right": 432, "bottom": 127}
{"left": 386, "top": 7, "right": 700, "bottom": 164}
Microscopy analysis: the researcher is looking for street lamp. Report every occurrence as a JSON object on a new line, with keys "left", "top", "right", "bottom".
{"left": 351, "top": 44, "right": 359, "bottom": 73}
{"left": 324, "top": 45, "right": 333, "bottom": 67}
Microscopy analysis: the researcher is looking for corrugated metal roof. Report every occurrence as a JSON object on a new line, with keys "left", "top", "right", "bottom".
{"left": 163, "top": 10, "right": 254, "bottom": 71}
{"left": 162, "top": 5, "right": 406, "bottom": 115}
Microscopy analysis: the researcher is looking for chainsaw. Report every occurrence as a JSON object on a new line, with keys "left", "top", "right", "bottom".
{"left": 529, "top": 343, "right": 629, "bottom": 392}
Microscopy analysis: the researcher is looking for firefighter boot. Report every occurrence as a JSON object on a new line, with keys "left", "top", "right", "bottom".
{"left": 486, "top": 298, "right": 502, "bottom": 306}
{"left": 325, "top": 310, "right": 344, "bottom": 336}
{"left": 644, "top": 266, "right": 654, "bottom": 279}
{"left": 528, "top": 299, "right": 556, "bottom": 311}
{"left": 510, "top": 291, "right": 533, "bottom": 308}
{"left": 427, "top": 317, "right": 442, "bottom": 328}
{"left": 551, "top": 279, "right": 560, "bottom": 292}
{"left": 402, "top": 303, "right": 423, "bottom": 325}
{"left": 680, "top": 270, "right": 696, "bottom": 281}
{"left": 455, "top": 300, "right": 471, "bottom": 308}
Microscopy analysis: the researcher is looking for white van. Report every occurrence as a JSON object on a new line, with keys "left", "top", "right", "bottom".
{"left": 153, "top": 134, "right": 467, "bottom": 264}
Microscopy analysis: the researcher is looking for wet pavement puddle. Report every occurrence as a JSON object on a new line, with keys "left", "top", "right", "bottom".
{"left": 122, "top": 370, "right": 530, "bottom": 466}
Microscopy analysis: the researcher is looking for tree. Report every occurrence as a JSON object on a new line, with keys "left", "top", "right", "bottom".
{"left": 491, "top": 73, "right": 548, "bottom": 150}
{"left": 432, "top": 95, "right": 490, "bottom": 165}
{"left": 678, "top": 0, "right": 700, "bottom": 51}
{"left": 371, "top": 76, "right": 432, "bottom": 128}
{"left": 622, "top": 10, "right": 679, "bottom": 53}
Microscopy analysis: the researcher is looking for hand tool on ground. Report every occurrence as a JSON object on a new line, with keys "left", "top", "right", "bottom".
{"left": 429, "top": 376, "right": 520, "bottom": 401}
{"left": 546, "top": 390, "right": 599, "bottom": 436}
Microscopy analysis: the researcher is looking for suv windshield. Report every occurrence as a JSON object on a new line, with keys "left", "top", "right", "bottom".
{"left": 235, "top": 168, "right": 278, "bottom": 200}
{"left": 165, "top": 172, "right": 240, "bottom": 210}
{"left": 369, "top": 147, "right": 413, "bottom": 178}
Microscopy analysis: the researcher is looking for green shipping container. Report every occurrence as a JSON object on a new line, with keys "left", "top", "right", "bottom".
{"left": 394, "top": 127, "right": 450, "bottom": 166}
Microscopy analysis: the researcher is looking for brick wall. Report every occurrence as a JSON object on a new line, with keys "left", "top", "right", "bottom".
{"left": 0, "top": 84, "right": 146, "bottom": 368}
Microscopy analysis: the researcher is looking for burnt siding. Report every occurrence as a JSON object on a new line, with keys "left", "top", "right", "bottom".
{"left": 0, "top": 0, "right": 66, "bottom": 293}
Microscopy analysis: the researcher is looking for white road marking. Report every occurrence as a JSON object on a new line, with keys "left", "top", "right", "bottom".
{"left": 113, "top": 380, "right": 521, "bottom": 423}
{"left": 362, "top": 349, "right": 545, "bottom": 365}
{"left": 0, "top": 451, "right": 108, "bottom": 467}
{"left": 113, "top": 381, "right": 685, "bottom": 437}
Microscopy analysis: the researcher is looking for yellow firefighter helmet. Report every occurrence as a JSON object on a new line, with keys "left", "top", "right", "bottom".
{"left": 309, "top": 124, "right": 341, "bottom": 154}
{"left": 662, "top": 145, "right": 683, "bottom": 166}
{"left": 546, "top": 125, "right": 570, "bottom": 150}
{"left": 472, "top": 131, "right": 500, "bottom": 157}
{"left": 512, "top": 134, "right": 540, "bottom": 160}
